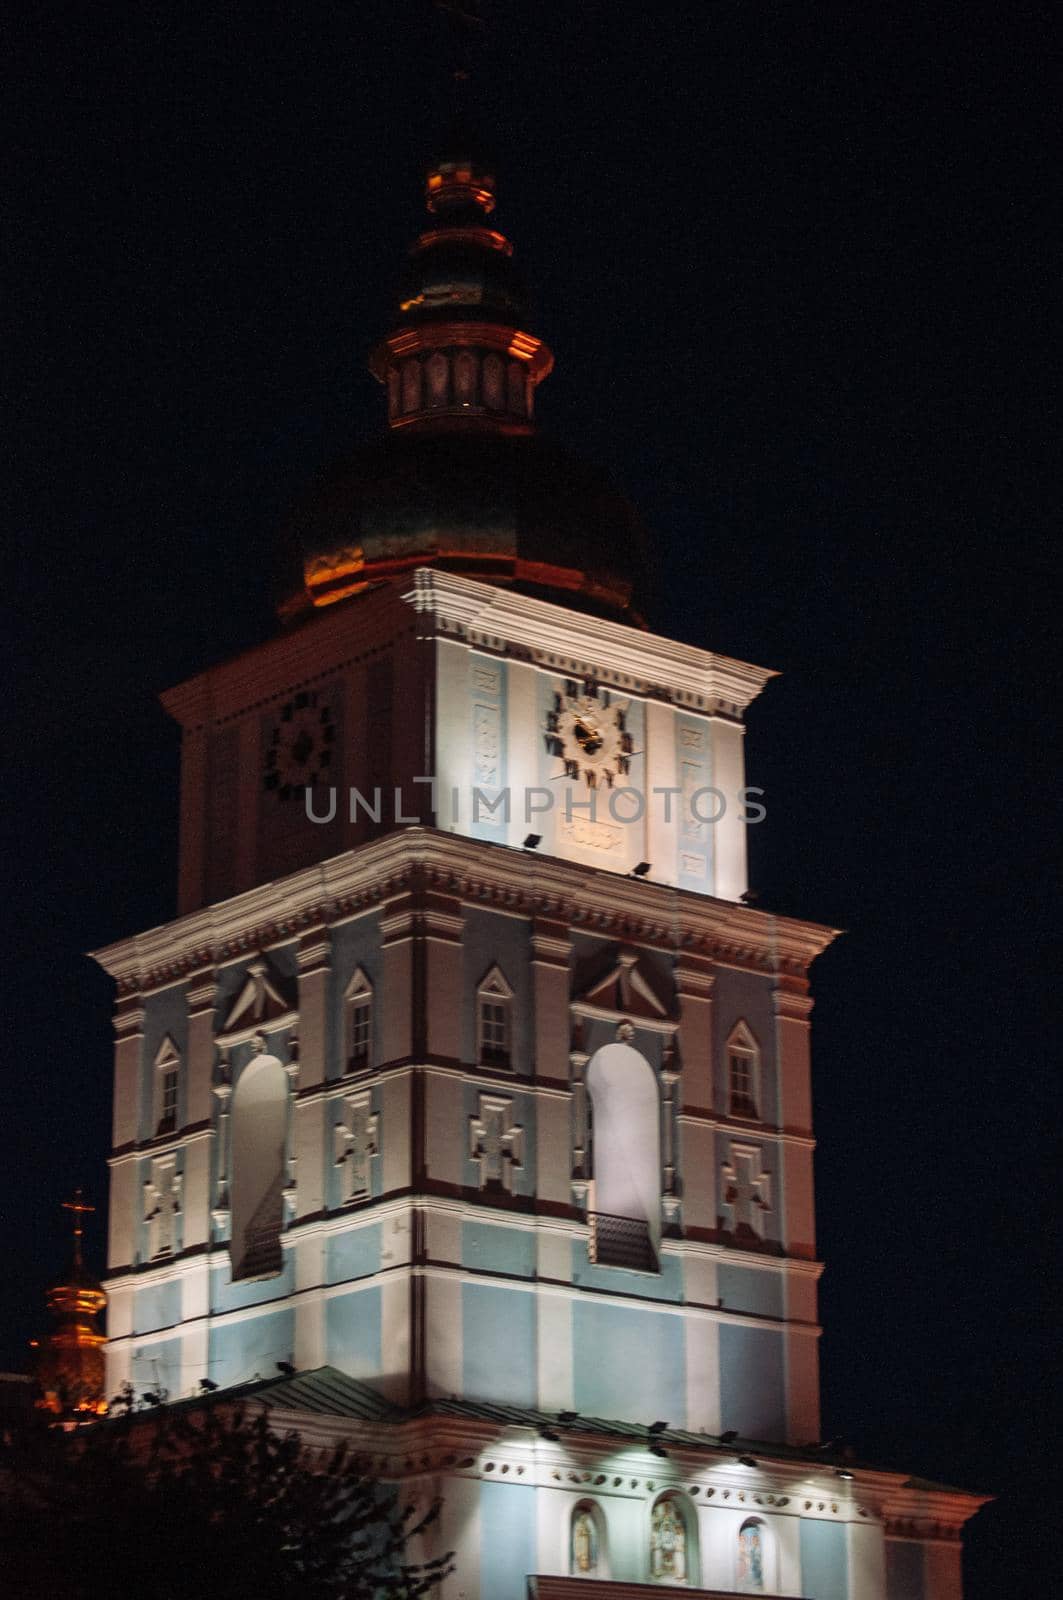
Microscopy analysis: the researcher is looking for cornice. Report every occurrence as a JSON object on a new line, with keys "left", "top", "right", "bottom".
{"left": 90, "top": 828, "right": 840, "bottom": 996}
{"left": 401, "top": 569, "right": 778, "bottom": 715}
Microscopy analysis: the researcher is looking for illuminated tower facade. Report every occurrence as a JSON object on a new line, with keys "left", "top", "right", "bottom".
{"left": 94, "top": 128, "right": 984, "bottom": 1599}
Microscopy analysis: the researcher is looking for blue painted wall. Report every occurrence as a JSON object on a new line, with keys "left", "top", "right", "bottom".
{"left": 325, "top": 1284, "right": 383, "bottom": 1379}
{"left": 885, "top": 1539, "right": 926, "bottom": 1600}
{"left": 718, "top": 1323, "right": 787, "bottom": 1441}
{"left": 717, "top": 1264, "right": 785, "bottom": 1318}
{"left": 572, "top": 1241, "right": 684, "bottom": 1303}
{"left": 130, "top": 1335, "right": 182, "bottom": 1397}
{"left": 209, "top": 1307, "right": 296, "bottom": 1389}
{"left": 211, "top": 1253, "right": 295, "bottom": 1314}
{"left": 133, "top": 1280, "right": 182, "bottom": 1334}
{"left": 462, "top": 1283, "right": 537, "bottom": 1407}
{"left": 463, "top": 1221, "right": 536, "bottom": 1279}
{"left": 326, "top": 1222, "right": 383, "bottom": 1285}
{"left": 479, "top": 1480, "right": 537, "bottom": 1600}
{"left": 799, "top": 1518, "right": 849, "bottom": 1600}
{"left": 572, "top": 1301, "right": 685, "bottom": 1425}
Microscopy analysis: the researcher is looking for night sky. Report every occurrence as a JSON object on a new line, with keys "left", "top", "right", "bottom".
{"left": 5, "top": 4, "right": 1055, "bottom": 1596}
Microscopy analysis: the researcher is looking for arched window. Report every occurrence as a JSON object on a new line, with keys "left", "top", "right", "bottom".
{"left": 454, "top": 351, "right": 477, "bottom": 405}
{"left": 344, "top": 968, "right": 373, "bottom": 1075}
{"left": 477, "top": 965, "right": 513, "bottom": 1071}
{"left": 727, "top": 1021, "right": 760, "bottom": 1119}
{"left": 230, "top": 1050, "right": 288, "bottom": 1281}
{"left": 427, "top": 351, "right": 449, "bottom": 406}
{"left": 507, "top": 360, "right": 527, "bottom": 415}
{"left": 649, "top": 1493, "right": 696, "bottom": 1585}
{"left": 401, "top": 359, "right": 422, "bottom": 413}
{"left": 570, "top": 1501, "right": 605, "bottom": 1577}
{"left": 736, "top": 1518, "right": 769, "bottom": 1593}
{"left": 585, "top": 1040, "right": 660, "bottom": 1271}
{"left": 386, "top": 366, "right": 401, "bottom": 420}
{"left": 153, "top": 1035, "right": 180, "bottom": 1137}
{"left": 482, "top": 353, "right": 504, "bottom": 410}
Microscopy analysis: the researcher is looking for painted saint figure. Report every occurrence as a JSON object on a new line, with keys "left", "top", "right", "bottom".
{"left": 737, "top": 1520, "right": 765, "bottom": 1591}
{"left": 571, "top": 1507, "right": 598, "bottom": 1575}
{"left": 650, "top": 1497, "right": 687, "bottom": 1582}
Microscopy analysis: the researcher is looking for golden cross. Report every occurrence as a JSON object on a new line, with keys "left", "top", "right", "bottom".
{"left": 62, "top": 1188, "right": 95, "bottom": 1264}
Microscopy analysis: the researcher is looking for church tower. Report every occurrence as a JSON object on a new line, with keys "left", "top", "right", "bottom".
{"left": 93, "top": 124, "right": 984, "bottom": 1599}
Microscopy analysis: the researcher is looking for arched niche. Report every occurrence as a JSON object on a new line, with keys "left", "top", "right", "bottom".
{"left": 736, "top": 1516, "right": 773, "bottom": 1593}
{"left": 649, "top": 1491, "right": 698, "bottom": 1585}
{"left": 585, "top": 1040, "right": 661, "bottom": 1266}
{"left": 569, "top": 1499, "right": 607, "bottom": 1578}
{"left": 230, "top": 1052, "right": 288, "bottom": 1281}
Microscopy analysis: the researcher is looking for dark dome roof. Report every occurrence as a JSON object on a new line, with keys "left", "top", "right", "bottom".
{"left": 276, "top": 428, "right": 648, "bottom": 622}
{"left": 396, "top": 229, "right": 529, "bottom": 326}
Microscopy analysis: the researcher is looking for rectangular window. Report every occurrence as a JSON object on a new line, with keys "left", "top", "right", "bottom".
{"left": 348, "top": 997, "right": 372, "bottom": 1073}
{"left": 158, "top": 1067, "right": 178, "bottom": 1135}
{"left": 729, "top": 1052, "right": 757, "bottom": 1118}
{"left": 479, "top": 998, "right": 510, "bottom": 1068}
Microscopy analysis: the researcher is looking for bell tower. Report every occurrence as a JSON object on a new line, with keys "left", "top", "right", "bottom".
{"left": 92, "top": 120, "right": 984, "bottom": 1600}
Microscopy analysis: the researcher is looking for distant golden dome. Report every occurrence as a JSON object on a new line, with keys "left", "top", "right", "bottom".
{"left": 35, "top": 1193, "right": 107, "bottom": 1416}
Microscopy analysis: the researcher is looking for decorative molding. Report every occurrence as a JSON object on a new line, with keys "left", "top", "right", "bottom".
{"left": 91, "top": 829, "right": 839, "bottom": 998}
{"left": 402, "top": 568, "right": 777, "bottom": 715}
{"left": 469, "top": 1094, "right": 524, "bottom": 1193}
{"left": 217, "top": 955, "right": 298, "bottom": 1043}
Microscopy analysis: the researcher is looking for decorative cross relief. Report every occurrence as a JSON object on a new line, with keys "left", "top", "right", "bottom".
{"left": 143, "top": 1157, "right": 181, "bottom": 1260}
{"left": 469, "top": 1094, "right": 524, "bottom": 1193}
{"left": 721, "top": 1144, "right": 772, "bottom": 1241}
{"left": 333, "top": 1093, "right": 379, "bottom": 1204}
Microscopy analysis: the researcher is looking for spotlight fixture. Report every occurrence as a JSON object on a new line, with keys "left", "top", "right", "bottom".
{"left": 275, "top": 1360, "right": 297, "bottom": 1376}
{"left": 558, "top": 1410, "right": 579, "bottom": 1425}
{"left": 738, "top": 1455, "right": 758, "bottom": 1468}
{"left": 836, "top": 1469, "right": 854, "bottom": 1481}
{"left": 649, "top": 1443, "right": 669, "bottom": 1459}
{"left": 648, "top": 1420, "right": 669, "bottom": 1434}
{"left": 198, "top": 1378, "right": 218, "bottom": 1392}
{"left": 141, "top": 1391, "right": 161, "bottom": 1406}
{"left": 538, "top": 1426, "right": 561, "bottom": 1442}
{"left": 523, "top": 833, "right": 542, "bottom": 850}
{"left": 739, "top": 889, "right": 759, "bottom": 905}
{"left": 718, "top": 1429, "right": 738, "bottom": 1445}
{"left": 631, "top": 861, "right": 652, "bottom": 878}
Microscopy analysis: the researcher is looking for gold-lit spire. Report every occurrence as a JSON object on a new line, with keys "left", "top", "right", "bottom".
{"left": 34, "top": 1191, "right": 108, "bottom": 1417}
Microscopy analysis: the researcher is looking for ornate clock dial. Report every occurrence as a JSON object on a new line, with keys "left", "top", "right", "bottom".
{"left": 263, "top": 691, "right": 335, "bottom": 800}
{"left": 545, "top": 681, "right": 633, "bottom": 789}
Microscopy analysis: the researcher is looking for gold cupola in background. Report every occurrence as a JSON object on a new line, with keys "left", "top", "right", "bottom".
{"left": 34, "top": 1191, "right": 108, "bottom": 1416}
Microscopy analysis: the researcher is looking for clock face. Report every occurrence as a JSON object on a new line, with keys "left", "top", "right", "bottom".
{"left": 263, "top": 692, "right": 335, "bottom": 800}
{"left": 545, "top": 681, "right": 633, "bottom": 789}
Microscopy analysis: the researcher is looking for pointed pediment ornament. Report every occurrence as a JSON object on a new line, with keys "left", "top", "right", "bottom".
{"left": 217, "top": 956, "right": 298, "bottom": 1045}
{"left": 571, "top": 943, "right": 676, "bottom": 1029}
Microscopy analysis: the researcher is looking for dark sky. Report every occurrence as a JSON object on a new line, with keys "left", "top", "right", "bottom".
{"left": 4, "top": 4, "right": 1056, "bottom": 1597}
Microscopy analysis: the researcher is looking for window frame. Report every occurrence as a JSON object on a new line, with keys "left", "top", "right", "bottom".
{"left": 153, "top": 1036, "right": 181, "bottom": 1138}
{"left": 476, "top": 966, "right": 514, "bottom": 1071}
{"left": 343, "top": 968, "right": 374, "bottom": 1076}
{"left": 726, "top": 1020, "right": 761, "bottom": 1120}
